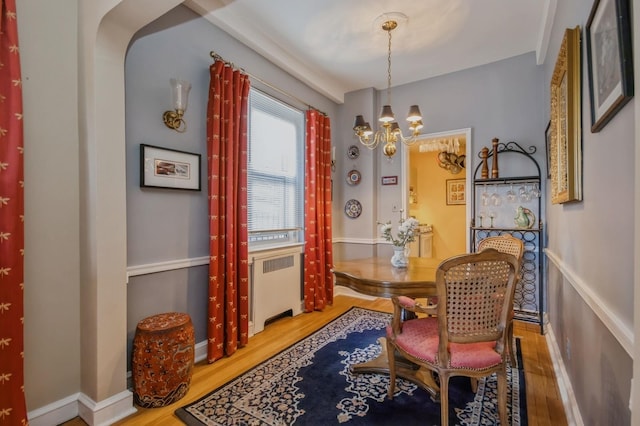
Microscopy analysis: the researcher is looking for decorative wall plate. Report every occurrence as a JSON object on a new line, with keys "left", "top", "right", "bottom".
{"left": 344, "top": 199, "right": 362, "bottom": 218}
{"left": 346, "top": 169, "right": 361, "bottom": 185}
{"left": 347, "top": 145, "right": 360, "bottom": 159}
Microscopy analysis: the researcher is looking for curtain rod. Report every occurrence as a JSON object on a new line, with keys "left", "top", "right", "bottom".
{"left": 210, "top": 51, "right": 327, "bottom": 116}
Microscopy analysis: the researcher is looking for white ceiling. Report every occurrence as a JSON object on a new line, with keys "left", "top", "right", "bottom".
{"left": 186, "top": 0, "right": 555, "bottom": 103}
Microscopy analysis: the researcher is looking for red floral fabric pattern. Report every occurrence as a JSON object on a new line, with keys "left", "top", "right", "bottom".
{"left": 303, "top": 110, "right": 333, "bottom": 312}
{"left": 206, "top": 60, "right": 250, "bottom": 362}
{"left": 0, "top": 0, "right": 27, "bottom": 423}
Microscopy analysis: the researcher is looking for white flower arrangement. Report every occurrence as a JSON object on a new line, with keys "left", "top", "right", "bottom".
{"left": 379, "top": 217, "right": 420, "bottom": 247}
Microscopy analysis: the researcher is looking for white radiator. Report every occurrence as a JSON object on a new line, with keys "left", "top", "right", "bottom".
{"left": 251, "top": 247, "right": 303, "bottom": 334}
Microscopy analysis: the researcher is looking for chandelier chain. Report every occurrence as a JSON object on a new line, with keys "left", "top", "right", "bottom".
{"left": 387, "top": 27, "right": 392, "bottom": 105}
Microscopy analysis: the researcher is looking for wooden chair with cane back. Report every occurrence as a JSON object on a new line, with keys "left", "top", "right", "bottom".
{"left": 477, "top": 234, "right": 524, "bottom": 365}
{"left": 386, "top": 249, "right": 519, "bottom": 425}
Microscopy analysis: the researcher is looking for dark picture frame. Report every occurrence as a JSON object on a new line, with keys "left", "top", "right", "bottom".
{"left": 585, "top": 0, "right": 634, "bottom": 132}
{"left": 446, "top": 178, "right": 465, "bottom": 205}
{"left": 140, "top": 144, "right": 201, "bottom": 191}
{"left": 381, "top": 175, "right": 398, "bottom": 185}
{"left": 544, "top": 121, "right": 551, "bottom": 179}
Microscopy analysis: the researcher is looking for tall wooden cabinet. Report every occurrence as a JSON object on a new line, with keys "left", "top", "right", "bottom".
{"left": 470, "top": 141, "right": 544, "bottom": 333}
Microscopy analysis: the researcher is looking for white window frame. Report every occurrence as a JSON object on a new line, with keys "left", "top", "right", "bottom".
{"left": 247, "top": 89, "right": 305, "bottom": 250}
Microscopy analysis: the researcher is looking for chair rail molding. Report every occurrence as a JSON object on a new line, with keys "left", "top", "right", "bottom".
{"left": 544, "top": 248, "right": 633, "bottom": 355}
{"left": 331, "top": 237, "right": 377, "bottom": 245}
{"left": 126, "top": 256, "right": 210, "bottom": 280}
{"left": 126, "top": 244, "right": 305, "bottom": 279}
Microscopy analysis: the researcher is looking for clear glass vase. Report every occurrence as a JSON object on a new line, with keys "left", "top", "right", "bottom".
{"left": 391, "top": 246, "right": 409, "bottom": 268}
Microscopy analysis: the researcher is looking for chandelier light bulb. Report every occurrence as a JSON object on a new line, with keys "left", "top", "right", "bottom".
{"left": 410, "top": 120, "right": 424, "bottom": 132}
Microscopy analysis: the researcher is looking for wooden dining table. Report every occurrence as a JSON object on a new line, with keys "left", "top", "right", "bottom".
{"left": 331, "top": 256, "right": 442, "bottom": 400}
{"left": 332, "top": 256, "right": 440, "bottom": 298}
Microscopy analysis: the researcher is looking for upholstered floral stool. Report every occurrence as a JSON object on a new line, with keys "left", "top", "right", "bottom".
{"left": 132, "top": 312, "right": 195, "bottom": 408}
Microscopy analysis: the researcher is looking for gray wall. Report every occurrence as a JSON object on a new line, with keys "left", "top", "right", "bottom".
{"left": 543, "top": 0, "right": 633, "bottom": 424}
{"left": 335, "top": 88, "right": 379, "bottom": 244}
{"left": 384, "top": 51, "right": 545, "bottom": 173}
{"left": 125, "top": 5, "right": 340, "bottom": 362}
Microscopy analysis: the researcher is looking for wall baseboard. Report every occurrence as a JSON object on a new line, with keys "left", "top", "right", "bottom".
{"left": 27, "top": 390, "right": 136, "bottom": 426}
{"left": 77, "top": 390, "right": 137, "bottom": 426}
{"left": 27, "top": 393, "right": 80, "bottom": 426}
{"left": 545, "top": 322, "right": 584, "bottom": 425}
{"left": 195, "top": 339, "right": 208, "bottom": 363}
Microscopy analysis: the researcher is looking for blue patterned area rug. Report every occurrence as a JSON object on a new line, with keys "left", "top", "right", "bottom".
{"left": 175, "top": 307, "right": 527, "bottom": 425}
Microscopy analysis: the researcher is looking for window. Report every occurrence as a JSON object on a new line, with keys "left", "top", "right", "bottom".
{"left": 247, "top": 89, "right": 305, "bottom": 248}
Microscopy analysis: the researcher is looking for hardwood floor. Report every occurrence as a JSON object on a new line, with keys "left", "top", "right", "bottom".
{"left": 62, "top": 295, "right": 567, "bottom": 425}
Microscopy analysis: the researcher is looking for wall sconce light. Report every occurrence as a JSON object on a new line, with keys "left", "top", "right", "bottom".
{"left": 331, "top": 146, "right": 336, "bottom": 172}
{"left": 163, "top": 78, "right": 191, "bottom": 133}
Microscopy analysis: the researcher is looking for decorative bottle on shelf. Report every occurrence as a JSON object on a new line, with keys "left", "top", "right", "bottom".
{"left": 480, "top": 147, "right": 489, "bottom": 179}
{"left": 491, "top": 137, "right": 499, "bottom": 178}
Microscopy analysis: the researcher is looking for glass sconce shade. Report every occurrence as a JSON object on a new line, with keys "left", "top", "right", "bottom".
{"left": 170, "top": 78, "right": 191, "bottom": 112}
{"left": 164, "top": 78, "right": 191, "bottom": 132}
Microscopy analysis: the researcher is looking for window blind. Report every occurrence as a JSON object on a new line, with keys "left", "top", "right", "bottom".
{"left": 247, "top": 89, "right": 304, "bottom": 246}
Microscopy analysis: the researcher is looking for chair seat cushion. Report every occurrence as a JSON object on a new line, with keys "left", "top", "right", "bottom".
{"left": 386, "top": 318, "right": 502, "bottom": 369}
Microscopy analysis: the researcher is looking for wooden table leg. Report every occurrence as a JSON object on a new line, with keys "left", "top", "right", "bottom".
{"left": 349, "top": 337, "right": 440, "bottom": 401}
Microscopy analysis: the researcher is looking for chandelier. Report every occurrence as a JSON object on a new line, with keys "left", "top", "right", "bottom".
{"left": 353, "top": 15, "right": 423, "bottom": 158}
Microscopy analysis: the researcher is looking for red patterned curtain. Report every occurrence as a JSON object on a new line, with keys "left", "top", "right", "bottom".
{"left": 0, "top": 0, "right": 27, "bottom": 423}
{"left": 206, "top": 60, "right": 251, "bottom": 362}
{"left": 303, "top": 110, "right": 333, "bottom": 311}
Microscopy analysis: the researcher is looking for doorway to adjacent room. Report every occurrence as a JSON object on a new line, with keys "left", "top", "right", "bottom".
{"left": 402, "top": 128, "right": 472, "bottom": 260}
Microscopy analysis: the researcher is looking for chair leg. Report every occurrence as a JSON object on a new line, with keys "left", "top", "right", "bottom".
{"left": 386, "top": 338, "right": 397, "bottom": 399}
{"left": 497, "top": 370, "right": 508, "bottom": 425}
{"left": 507, "top": 322, "right": 515, "bottom": 366}
{"left": 470, "top": 377, "right": 478, "bottom": 393}
{"left": 439, "top": 372, "right": 449, "bottom": 426}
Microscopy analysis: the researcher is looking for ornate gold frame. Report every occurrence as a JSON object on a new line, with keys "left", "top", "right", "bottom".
{"left": 550, "top": 26, "right": 582, "bottom": 204}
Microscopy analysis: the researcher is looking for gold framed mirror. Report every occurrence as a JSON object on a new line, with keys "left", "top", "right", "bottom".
{"left": 550, "top": 26, "right": 582, "bottom": 204}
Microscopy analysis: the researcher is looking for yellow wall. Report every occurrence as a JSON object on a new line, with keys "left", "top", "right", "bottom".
{"left": 408, "top": 150, "right": 467, "bottom": 260}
